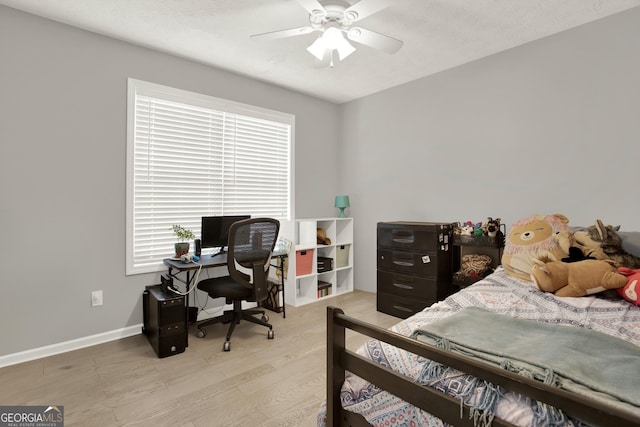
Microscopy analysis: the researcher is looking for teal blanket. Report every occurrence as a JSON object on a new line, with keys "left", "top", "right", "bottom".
{"left": 411, "top": 307, "right": 640, "bottom": 423}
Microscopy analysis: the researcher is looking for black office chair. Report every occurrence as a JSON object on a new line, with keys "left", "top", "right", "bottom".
{"left": 196, "top": 217, "right": 280, "bottom": 351}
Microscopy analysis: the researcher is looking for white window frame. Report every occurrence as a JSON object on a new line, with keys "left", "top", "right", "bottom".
{"left": 126, "top": 79, "right": 294, "bottom": 275}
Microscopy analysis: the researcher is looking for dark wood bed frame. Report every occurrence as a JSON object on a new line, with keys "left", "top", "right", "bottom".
{"left": 326, "top": 306, "right": 640, "bottom": 427}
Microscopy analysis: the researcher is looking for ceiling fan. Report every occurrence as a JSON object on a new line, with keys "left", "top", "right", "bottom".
{"left": 250, "top": 0, "right": 403, "bottom": 67}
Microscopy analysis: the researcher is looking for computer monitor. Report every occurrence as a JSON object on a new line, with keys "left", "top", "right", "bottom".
{"left": 201, "top": 215, "right": 251, "bottom": 253}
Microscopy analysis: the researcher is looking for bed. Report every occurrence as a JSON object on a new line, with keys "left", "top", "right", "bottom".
{"left": 318, "top": 266, "right": 640, "bottom": 427}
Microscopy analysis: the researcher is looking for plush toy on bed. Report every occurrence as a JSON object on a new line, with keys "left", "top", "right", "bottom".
{"left": 617, "top": 267, "right": 640, "bottom": 305}
{"left": 530, "top": 258, "right": 628, "bottom": 297}
{"left": 573, "top": 219, "right": 640, "bottom": 268}
{"left": 502, "top": 213, "right": 572, "bottom": 281}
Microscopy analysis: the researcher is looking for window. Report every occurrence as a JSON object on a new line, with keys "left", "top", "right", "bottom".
{"left": 126, "top": 79, "right": 293, "bottom": 275}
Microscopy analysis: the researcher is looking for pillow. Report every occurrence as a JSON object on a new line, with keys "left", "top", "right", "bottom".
{"left": 620, "top": 232, "right": 640, "bottom": 258}
{"left": 617, "top": 267, "right": 640, "bottom": 306}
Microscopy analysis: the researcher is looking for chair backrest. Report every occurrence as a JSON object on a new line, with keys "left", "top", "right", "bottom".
{"left": 227, "top": 217, "right": 280, "bottom": 303}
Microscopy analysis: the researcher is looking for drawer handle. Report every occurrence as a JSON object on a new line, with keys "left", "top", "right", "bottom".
{"left": 392, "top": 305, "right": 413, "bottom": 312}
{"left": 392, "top": 238, "right": 413, "bottom": 243}
{"left": 392, "top": 231, "right": 415, "bottom": 243}
{"left": 393, "top": 261, "right": 413, "bottom": 267}
{"left": 393, "top": 283, "right": 414, "bottom": 290}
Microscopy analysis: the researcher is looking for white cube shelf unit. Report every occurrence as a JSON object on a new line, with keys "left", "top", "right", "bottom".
{"left": 283, "top": 217, "right": 353, "bottom": 307}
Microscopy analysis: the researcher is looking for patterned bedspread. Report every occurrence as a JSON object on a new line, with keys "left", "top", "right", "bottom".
{"left": 318, "top": 267, "right": 640, "bottom": 427}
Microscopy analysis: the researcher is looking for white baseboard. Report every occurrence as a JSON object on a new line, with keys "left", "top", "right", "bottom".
{"left": 0, "top": 324, "right": 143, "bottom": 369}
{"left": 1, "top": 302, "right": 262, "bottom": 368}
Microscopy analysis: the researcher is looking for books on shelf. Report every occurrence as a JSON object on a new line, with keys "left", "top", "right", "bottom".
{"left": 317, "top": 280, "right": 332, "bottom": 298}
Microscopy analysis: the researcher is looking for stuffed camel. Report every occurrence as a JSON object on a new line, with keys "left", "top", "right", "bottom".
{"left": 530, "top": 258, "right": 628, "bottom": 297}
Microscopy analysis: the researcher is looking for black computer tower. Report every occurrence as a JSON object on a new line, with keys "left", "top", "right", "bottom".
{"left": 143, "top": 285, "right": 186, "bottom": 358}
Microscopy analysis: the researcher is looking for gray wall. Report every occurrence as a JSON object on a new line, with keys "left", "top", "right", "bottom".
{"left": 2, "top": 4, "right": 639, "bottom": 358}
{"left": 0, "top": 5, "right": 339, "bottom": 357}
{"left": 340, "top": 7, "right": 640, "bottom": 292}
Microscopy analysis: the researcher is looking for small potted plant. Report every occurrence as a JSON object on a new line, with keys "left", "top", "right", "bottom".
{"left": 172, "top": 224, "right": 195, "bottom": 258}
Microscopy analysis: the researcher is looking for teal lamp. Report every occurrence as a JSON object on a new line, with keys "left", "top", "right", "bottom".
{"left": 334, "top": 195, "right": 350, "bottom": 218}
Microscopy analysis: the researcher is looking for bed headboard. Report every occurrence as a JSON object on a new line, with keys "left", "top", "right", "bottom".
{"left": 620, "top": 232, "right": 640, "bottom": 257}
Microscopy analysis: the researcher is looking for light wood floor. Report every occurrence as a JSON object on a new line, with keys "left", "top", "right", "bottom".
{"left": 0, "top": 291, "right": 398, "bottom": 427}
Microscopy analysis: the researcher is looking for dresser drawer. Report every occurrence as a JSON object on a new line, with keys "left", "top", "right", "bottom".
{"left": 377, "top": 270, "right": 437, "bottom": 300}
{"left": 377, "top": 222, "right": 452, "bottom": 251}
{"left": 376, "top": 292, "right": 433, "bottom": 319}
{"left": 377, "top": 249, "right": 439, "bottom": 276}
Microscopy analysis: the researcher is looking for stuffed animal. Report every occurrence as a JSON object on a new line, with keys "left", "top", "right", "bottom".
{"left": 573, "top": 220, "right": 640, "bottom": 268}
{"left": 461, "top": 221, "right": 474, "bottom": 235}
{"left": 561, "top": 246, "right": 598, "bottom": 263}
{"left": 617, "top": 267, "right": 640, "bottom": 306}
{"left": 502, "top": 213, "right": 571, "bottom": 281}
{"left": 317, "top": 228, "right": 332, "bottom": 245}
{"left": 484, "top": 217, "right": 501, "bottom": 237}
{"left": 530, "top": 259, "right": 628, "bottom": 297}
{"left": 453, "top": 223, "right": 462, "bottom": 234}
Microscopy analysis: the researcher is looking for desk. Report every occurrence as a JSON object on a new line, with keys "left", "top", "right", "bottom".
{"left": 163, "top": 254, "right": 227, "bottom": 347}
{"left": 163, "top": 253, "right": 228, "bottom": 315}
{"left": 162, "top": 252, "right": 288, "bottom": 344}
{"left": 163, "top": 253, "right": 228, "bottom": 289}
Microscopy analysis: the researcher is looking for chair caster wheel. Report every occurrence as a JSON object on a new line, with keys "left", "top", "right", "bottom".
{"left": 262, "top": 314, "right": 269, "bottom": 322}
{"left": 197, "top": 329, "right": 206, "bottom": 338}
{"left": 267, "top": 330, "right": 274, "bottom": 340}
{"left": 223, "top": 341, "right": 231, "bottom": 352}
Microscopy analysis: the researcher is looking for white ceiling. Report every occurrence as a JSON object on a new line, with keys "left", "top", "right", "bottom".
{"left": 2, "top": 0, "right": 640, "bottom": 104}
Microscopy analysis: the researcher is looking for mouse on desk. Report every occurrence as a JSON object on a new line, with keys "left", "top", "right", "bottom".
{"left": 180, "top": 254, "right": 200, "bottom": 263}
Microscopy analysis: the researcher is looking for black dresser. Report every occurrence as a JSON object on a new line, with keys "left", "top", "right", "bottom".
{"left": 377, "top": 221, "right": 455, "bottom": 318}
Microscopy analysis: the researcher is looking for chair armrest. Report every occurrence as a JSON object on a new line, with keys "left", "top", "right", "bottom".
{"left": 252, "top": 261, "right": 269, "bottom": 301}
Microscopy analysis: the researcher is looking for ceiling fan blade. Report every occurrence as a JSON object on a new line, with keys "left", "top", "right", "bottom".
{"left": 343, "top": 0, "right": 390, "bottom": 22}
{"left": 296, "top": 0, "right": 327, "bottom": 16}
{"left": 347, "top": 27, "right": 403, "bottom": 54}
{"left": 251, "top": 26, "right": 315, "bottom": 40}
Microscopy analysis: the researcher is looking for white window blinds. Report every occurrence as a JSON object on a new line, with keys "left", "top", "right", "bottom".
{"left": 126, "top": 79, "right": 293, "bottom": 274}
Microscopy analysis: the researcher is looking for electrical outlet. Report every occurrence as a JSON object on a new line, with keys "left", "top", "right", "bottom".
{"left": 91, "top": 290, "right": 103, "bottom": 307}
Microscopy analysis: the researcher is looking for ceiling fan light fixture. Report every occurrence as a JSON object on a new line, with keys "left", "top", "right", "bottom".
{"left": 322, "top": 26, "right": 343, "bottom": 48}
{"left": 253, "top": 0, "right": 403, "bottom": 67}
{"left": 307, "top": 26, "right": 356, "bottom": 62}
{"left": 306, "top": 36, "right": 327, "bottom": 60}
{"left": 335, "top": 37, "right": 356, "bottom": 60}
